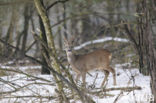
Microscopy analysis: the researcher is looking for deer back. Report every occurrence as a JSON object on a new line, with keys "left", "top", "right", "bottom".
{"left": 72, "top": 49, "right": 112, "bottom": 72}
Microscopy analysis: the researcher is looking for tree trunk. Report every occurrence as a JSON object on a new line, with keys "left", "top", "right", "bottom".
{"left": 0, "top": 20, "right": 2, "bottom": 55}
{"left": 21, "top": 4, "right": 30, "bottom": 57}
{"left": 137, "top": 0, "right": 156, "bottom": 102}
{"left": 38, "top": 0, "right": 50, "bottom": 74}
{"left": 80, "top": 16, "right": 92, "bottom": 43}
{"left": 63, "top": 3, "right": 67, "bottom": 39}
{"left": 56, "top": 5, "right": 62, "bottom": 49}
{"left": 146, "top": 32, "right": 156, "bottom": 103}
{"left": 34, "top": 0, "right": 68, "bottom": 102}
{"left": 39, "top": 17, "right": 50, "bottom": 74}
{"left": 3, "top": 7, "right": 15, "bottom": 58}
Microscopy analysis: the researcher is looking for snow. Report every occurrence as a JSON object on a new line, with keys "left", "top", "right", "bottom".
{"left": 0, "top": 62, "right": 152, "bottom": 103}
{"left": 0, "top": 65, "right": 41, "bottom": 70}
{"left": 74, "top": 37, "right": 129, "bottom": 50}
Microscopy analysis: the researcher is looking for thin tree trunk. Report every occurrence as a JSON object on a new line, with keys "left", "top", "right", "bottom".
{"left": 14, "top": 31, "right": 23, "bottom": 57}
{"left": 56, "top": 5, "right": 62, "bottom": 49}
{"left": 0, "top": 19, "right": 2, "bottom": 55}
{"left": 63, "top": 2, "right": 67, "bottom": 39}
{"left": 21, "top": 4, "right": 30, "bottom": 57}
{"left": 3, "top": 7, "right": 15, "bottom": 58}
{"left": 39, "top": 14, "right": 50, "bottom": 74}
{"left": 34, "top": 0, "right": 68, "bottom": 102}
{"left": 38, "top": 0, "right": 50, "bottom": 74}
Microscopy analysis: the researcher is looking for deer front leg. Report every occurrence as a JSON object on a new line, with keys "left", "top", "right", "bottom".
{"left": 107, "top": 67, "right": 116, "bottom": 85}
{"left": 101, "top": 70, "right": 109, "bottom": 88}
{"left": 75, "top": 73, "right": 80, "bottom": 83}
{"left": 82, "top": 72, "right": 86, "bottom": 88}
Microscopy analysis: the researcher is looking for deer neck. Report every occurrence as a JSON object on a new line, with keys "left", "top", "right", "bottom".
{"left": 66, "top": 51, "right": 76, "bottom": 66}
{"left": 66, "top": 51, "right": 80, "bottom": 73}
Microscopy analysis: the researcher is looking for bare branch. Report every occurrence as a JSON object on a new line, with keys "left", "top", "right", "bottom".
{"left": 124, "top": 23, "right": 138, "bottom": 49}
{"left": 46, "top": 0, "right": 69, "bottom": 11}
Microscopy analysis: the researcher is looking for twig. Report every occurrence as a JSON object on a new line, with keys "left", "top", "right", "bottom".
{"left": 88, "top": 73, "right": 98, "bottom": 89}
{"left": 3, "top": 95, "right": 56, "bottom": 99}
{"left": 90, "top": 86, "right": 141, "bottom": 95}
{"left": 0, "top": 68, "right": 52, "bottom": 82}
{"left": 0, "top": 78, "right": 20, "bottom": 89}
{"left": 25, "top": 40, "right": 36, "bottom": 53}
{"left": 0, "top": 80, "right": 55, "bottom": 94}
{"left": 113, "top": 91, "right": 123, "bottom": 103}
{"left": 46, "top": 0, "right": 69, "bottom": 11}
{"left": 0, "top": 0, "right": 33, "bottom": 6}
{"left": 124, "top": 23, "right": 138, "bottom": 50}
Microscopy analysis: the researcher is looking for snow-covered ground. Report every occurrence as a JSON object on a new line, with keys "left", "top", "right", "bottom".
{"left": 0, "top": 62, "right": 153, "bottom": 103}
{"left": 87, "top": 64, "right": 152, "bottom": 103}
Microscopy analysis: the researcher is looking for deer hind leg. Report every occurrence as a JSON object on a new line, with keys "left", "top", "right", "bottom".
{"left": 107, "top": 66, "right": 116, "bottom": 85}
{"left": 101, "top": 70, "right": 109, "bottom": 87}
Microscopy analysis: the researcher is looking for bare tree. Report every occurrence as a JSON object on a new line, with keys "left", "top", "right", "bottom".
{"left": 124, "top": 0, "right": 156, "bottom": 102}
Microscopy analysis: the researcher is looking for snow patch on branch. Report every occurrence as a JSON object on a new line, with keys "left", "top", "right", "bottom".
{"left": 74, "top": 37, "right": 129, "bottom": 50}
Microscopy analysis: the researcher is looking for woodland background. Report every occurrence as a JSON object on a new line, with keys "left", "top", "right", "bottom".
{"left": 0, "top": 0, "right": 156, "bottom": 103}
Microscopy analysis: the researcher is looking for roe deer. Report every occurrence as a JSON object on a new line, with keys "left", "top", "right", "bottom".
{"left": 64, "top": 38, "right": 116, "bottom": 87}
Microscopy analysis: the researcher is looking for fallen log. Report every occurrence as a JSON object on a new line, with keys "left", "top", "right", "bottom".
{"left": 102, "top": 86, "right": 141, "bottom": 92}
{"left": 88, "top": 86, "right": 141, "bottom": 96}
